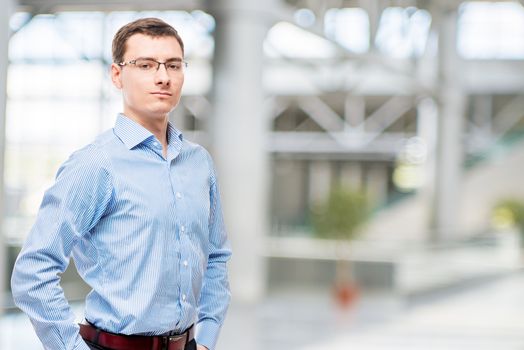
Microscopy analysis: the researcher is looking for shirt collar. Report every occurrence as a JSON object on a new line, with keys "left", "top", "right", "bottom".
{"left": 167, "top": 122, "right": 184, "bottom": 148}
{"left": 114, "top": 114, "right": 183, "bottom": 150}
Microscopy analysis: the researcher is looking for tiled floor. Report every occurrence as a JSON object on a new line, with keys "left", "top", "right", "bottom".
{"left": 220, "top": 272, "right": 524, "bottom": 350}
{"left": 299, "top": 274, "right": 524, "bottom": 350}
{"left": 3, "top": 272, "right": 524, "bottom": 350}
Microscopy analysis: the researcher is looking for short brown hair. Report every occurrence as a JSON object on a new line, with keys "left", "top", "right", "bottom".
{"left": 112, "top": 17, "right": 184, "bottom": 63}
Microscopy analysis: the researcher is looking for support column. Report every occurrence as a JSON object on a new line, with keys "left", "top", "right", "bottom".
{"left": 365, "top": 165, "right": 388, "bottom": 208}
{"left": 344, "top": 95, "right": 365, "bottom": 132}
{"left": 417, "top": 97, "right": 438, "bottom": 196}
{"left": 472, "top": 95, "right": 493, "bottom": 150}
{"left": 431, "top": 6, "right": 466, "bottom": 241}
{"left": 0, "top": 0, "right": 14, "bottom": 315}
{"left": 207, "top": 0, "right": 277, "bottom": 303}
{"left": 361, "top": 0, "right": 383, "bottom": 51}
{"left": 340, "top": 162, "right": 362, "bottom": 189}
{"left": 308, "top": 160, "right": 332, "bottom": 205}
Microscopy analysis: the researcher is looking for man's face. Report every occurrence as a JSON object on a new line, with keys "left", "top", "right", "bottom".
{"left": 111, "top": 34, "right": 184, "bottom": 122}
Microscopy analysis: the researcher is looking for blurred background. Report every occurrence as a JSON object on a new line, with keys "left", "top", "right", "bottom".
{"left": 1, "top": 0, "right": 524, "bottom": 349}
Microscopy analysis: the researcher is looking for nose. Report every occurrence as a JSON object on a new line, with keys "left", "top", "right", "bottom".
{"left": 154, "top": 63, "right": 171, "bottom": 86}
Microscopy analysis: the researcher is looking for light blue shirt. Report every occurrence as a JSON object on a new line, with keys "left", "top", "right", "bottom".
{"left": 11, "top": 114, "right": 232, "bottom": 350}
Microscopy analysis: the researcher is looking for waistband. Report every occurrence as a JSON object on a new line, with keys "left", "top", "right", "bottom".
{"left": 79, "top": 322, "right": 194, "bottom": 350}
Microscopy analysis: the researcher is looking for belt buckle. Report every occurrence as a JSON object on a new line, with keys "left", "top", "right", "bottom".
{"left": 166, "top": 335, "right": 186, "bottom": 350}
{"left": 168, "top": 334, "right": 184, "bottom": 343}
{"left": 163, "top": 334, "right": 184, "bottom": 350}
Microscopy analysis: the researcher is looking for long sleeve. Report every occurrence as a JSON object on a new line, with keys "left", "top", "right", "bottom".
{"left": 11, "top": 144, "right": 113, "bottom": 350}
{"left": 195, "top": 175, "right": 232, "bottom": 350}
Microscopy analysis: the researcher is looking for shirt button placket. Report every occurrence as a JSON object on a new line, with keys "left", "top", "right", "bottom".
{"left": 175, "top": 191, "right": 188, "bottom": 305}
{"left": 179, "top": 224, "right": 188, "bottom": 302}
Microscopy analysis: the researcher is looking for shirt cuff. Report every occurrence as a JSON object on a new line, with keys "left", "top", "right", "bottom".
{"left": 195, "top": 319, "right": 222, "bottom": 350}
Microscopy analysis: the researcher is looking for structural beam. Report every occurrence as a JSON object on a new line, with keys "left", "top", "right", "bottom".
{"left": 207, "top": 0, "right": 277, "bottom": 303}
{"left": 363, "top": 96, "right": 414, "bottom": 142}
{"left": 417, "top": 97, "right": 438, "bottom": 196}
{"left": 16, "top": 0, "right": 203, "bottom": 12}
{"left": 1, "top": 0, "right": 14, "bottom": 316}
{"left": 268, "top": 131, "right": 404, "bottom": 158}
{"left": 493, "top": 94, "right": 524, "bottom": 135}
{"left": 361, "top": 0, "right": 383, "bottom": 51}
{"left": 431, "top": 6, "right": 465, "bottom": 241}
{"left": 297, "top": 96, "right": 348, "bottom": 132}
{"left": 344, "top": 95, "right": 365, "bottom": 132}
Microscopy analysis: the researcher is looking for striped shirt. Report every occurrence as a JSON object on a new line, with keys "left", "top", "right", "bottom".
{"left": 11, "top": 114, "right": 232, "bottom": 350}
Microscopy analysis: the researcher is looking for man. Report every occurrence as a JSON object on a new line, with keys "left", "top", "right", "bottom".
{"left": 11, "top": 18, "right": 231, "bottom": 350}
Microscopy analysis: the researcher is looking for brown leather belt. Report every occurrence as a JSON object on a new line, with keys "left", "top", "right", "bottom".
{"left": 79, "top": 322, "right": 194, "bottom": 350}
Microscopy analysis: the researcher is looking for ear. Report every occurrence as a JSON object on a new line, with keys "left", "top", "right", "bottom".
{"left": 111, "top": 63, "right": 123, "bottom": 89}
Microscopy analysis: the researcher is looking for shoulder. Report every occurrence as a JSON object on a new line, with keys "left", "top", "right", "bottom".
{"left": 57, "top": 132, "right": 115, "bottom": 181}
{"left": 182, "top": 139, "right": 214, "bottom": 165}
{"left": 181, "top": 139, "right": 217, "bottom": 183}
{"left": 185, "top": 139, "right": 211, "bottom": 157}
{"left": 68, "top": 129, "right": 117, "bottom": 166}
{"left": 93, "top": 128, "right": 117, "bottom": 148}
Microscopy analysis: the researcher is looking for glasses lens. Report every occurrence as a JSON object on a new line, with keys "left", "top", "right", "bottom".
{"left": 134, "top": 59, "right": 157, "bottom": 70}
{"left": 131, "top": 59, "right": 186, "bottom": 74}
{"left": 167, "top": 61, "right": 183, "bottom": 71}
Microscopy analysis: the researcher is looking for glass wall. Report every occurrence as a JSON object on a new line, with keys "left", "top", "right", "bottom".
{"left": 5, "top": 11, "right": 215, "bottom": 246}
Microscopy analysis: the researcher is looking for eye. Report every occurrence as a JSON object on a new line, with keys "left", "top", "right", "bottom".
{"left": 135, "top": 59, "right": 155, "bottom": 70}
{"left": 167, "top": 62, "right": 182, "bottom": 71}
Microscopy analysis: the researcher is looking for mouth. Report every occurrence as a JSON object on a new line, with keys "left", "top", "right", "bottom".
{"left": 150, "top": 91, "right": 172, "bottom": 97}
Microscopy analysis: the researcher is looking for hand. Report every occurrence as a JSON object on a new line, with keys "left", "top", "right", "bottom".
{"left": 197, "top": 345, "right": 209, "bottom": 350}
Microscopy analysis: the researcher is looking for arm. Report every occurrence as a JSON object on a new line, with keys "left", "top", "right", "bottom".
{"left": 11, "top": 145, "right": 113, "bottom": 350}
{"left": 195, "top": 176, "right": 232, "bottom": 350}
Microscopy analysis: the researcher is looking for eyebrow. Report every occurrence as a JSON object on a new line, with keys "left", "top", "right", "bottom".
{"left": 137, "top": 57, "right": 183, "bottom": 62}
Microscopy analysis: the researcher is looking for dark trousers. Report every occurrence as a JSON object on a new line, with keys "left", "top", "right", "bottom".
{"left": 85, "top": 339, "right": 197, "bottom": 350}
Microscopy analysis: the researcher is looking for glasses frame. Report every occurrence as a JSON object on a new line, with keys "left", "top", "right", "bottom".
{"left": 118, "top": 58, "right": 188, "bottom": 73}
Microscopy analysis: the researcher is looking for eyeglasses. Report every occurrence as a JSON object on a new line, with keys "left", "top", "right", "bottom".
{"left": 118, "top": 58, "right": 188, "bottom": 74}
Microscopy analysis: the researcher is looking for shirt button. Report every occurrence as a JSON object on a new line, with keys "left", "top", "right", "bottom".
{"left": 180, "top": 225, "right": 185, "bottom": 232}
{"left": 183, "top": 260, "right": 188, "bottom": 267}
{"left": 176, "top": 192, "right": 182, "bottom": 199}
{"left": 182, "top": 294, "right": 186, "bottom": 301}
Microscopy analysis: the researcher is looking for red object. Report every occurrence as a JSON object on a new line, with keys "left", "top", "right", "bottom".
{"left": 79, "top": 323, "right": 194, "bottom": 350}
{"left": 333, "top": 283, "right": 359, "bottom": 308}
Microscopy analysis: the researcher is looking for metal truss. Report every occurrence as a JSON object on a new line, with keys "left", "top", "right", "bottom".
{"left": 11, "top": 0, "right": 524, "bottom": 161}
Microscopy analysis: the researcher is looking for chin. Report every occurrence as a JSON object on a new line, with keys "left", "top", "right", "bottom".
{"left": 148, "top": 104, "right": 176, "bottom": 117}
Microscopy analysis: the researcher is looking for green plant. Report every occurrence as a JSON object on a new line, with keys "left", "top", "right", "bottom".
{"left": 493, "top": 198, "right": 524, "bottom": 245}
{"left": 311, "top": 186, "right": 369, "bottom": 242}
{"left": 310, "top": 186, "right": 370, "bottom": 307}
